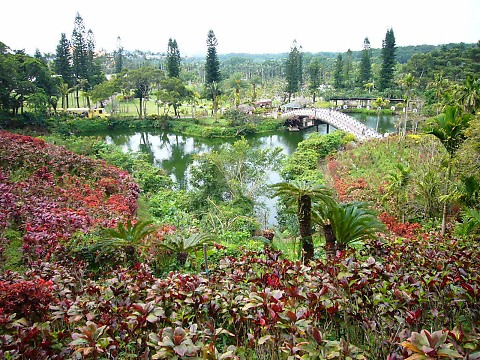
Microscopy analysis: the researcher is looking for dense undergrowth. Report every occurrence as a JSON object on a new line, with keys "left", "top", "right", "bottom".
{"left": 0, "top": 130, "right": 479, "bottom": 359}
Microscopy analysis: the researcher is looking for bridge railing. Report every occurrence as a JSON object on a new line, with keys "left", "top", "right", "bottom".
{"left": 282, "top": 108, "right": 383, "bottom": 140}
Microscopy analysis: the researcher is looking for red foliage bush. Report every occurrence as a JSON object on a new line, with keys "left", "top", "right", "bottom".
{"left": 0, "top": 279, "right": 54, "bottom": 322}
{"left": 0, "top": 131, "right": 140, "bottom": 263}
{"left": 379, "top": 212, "right": 421, "bottom": 239}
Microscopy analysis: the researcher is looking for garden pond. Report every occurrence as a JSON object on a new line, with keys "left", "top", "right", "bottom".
{"left": 104, "top": 113, "right": 398, "bottom": 225}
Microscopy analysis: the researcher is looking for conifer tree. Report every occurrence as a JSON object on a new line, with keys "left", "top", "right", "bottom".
{"left": 379, "top": 28, "right": 396, "bottom": 92}
{"left": 205, "top": 30, "right": 220, "bottom": 84}
{"left": 334, "top": 53, "right": 344, "bottom": 89}
{"left": 308, "top": 57, "right": 322, "bottom": 104}
{"left": 205, "top": 30, "right": 221, "bottom": 114}
{"left": 359, "top": 37, "right": 372, "bottom": 86}
{"left": 166, "top": 38, "right": 181, "bottom": 78}
{"left": 114, "top": 37, "right": 123, "bottom": 74}
{"left": 54, "top": 33, "right": 73, "bottom": 87}
{"left": 343, "top": 49, "right": 353, "bottom": 87}
{"left": 71, "top": 13, "right": 88, "bottom": 83}
{"left": 285, "top": 40, "right": 302, "bottom": 102}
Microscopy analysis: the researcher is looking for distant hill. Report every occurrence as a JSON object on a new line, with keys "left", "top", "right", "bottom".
{"left": 214, "top": 43, "right": 477, "bottom": 64}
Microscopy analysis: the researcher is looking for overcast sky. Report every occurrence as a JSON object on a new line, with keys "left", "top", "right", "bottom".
{"left": 2, "top": 0, "right": 479, "bottom": 56}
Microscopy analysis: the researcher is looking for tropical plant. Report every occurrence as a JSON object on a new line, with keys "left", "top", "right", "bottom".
{"left": 424, "top": 106, "right": 472, "bottom": 234}
{"left": 156, "top": 232, "right": 214, "bottom": 266}
{"left": 454, "top": 75, "right": 479, "bottom": 114}
{"left": 226, "top": 72, "right": 247, "bottom": 108}
{"left": 400, "top": 329, "right": 463, "bottom": 359}
{"left": 455, "top": 208, "right": 480, "bottom": 238}
{"left": 383, "top": 163, "right": 411, "bottom": 223}
{"left": 316, "top": 201, "right": 384, "bottom": 256}
{"left": 398, "top": 73, "right": 418, "bottom": 136}
{"left": 88, "top": 220, "right": 157, "bottom": 264}
{"left": 271, "top": 180, "right": 334, "bottom": 261}
{"left": 427, "top": 71, "right": 449, "bottom": 115}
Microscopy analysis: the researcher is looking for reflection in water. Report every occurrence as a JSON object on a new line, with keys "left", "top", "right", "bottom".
{"left": 105, "top": 115, "right": 396, "bottom": 225}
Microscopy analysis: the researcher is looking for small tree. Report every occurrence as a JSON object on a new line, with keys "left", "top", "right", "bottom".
{"left": 121, "top": 67, "right": 164, "bottom": 119}
{"left": 424, "top": 106, "right": 472, "bottom": 234}
{"left": 271, "top": 181, "right": 334, "bottom": 262}
{"left": 317, "top": 201, "right": 384, "bottom": 256}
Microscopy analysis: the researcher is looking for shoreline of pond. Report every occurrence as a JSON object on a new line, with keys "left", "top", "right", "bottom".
{"left": 0, "top": 108, "right": 400, "bottom": 140}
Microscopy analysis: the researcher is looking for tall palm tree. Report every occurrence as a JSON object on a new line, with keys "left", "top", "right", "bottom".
{"left": 454, "top": 75, "right": 479, "bottom": 114}
{"left": 427, "top": 71, "right": 449, "bottom": 116}
{"left": 59, "top": 83, "right": 74, "bottom": 110}
{"left": 249, "top": 75, "right": 262, "bottom": 103}
{"left": 271, "top": 181, "right": 334, "bottom": 262}
{"left": 316, "top": 202, "right": 384, "bottom": 256}
{"left": 424, "top": 106, "right": 472, "bottom": 234}
{"left": 398, "top": 73, "right": 418, "bottom": 136}
{"left": 227, "top": 73, "right": 247, "bottom": 108}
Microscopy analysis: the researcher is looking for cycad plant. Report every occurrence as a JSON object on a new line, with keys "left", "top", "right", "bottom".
{"left": 271, "top": 180, "right": 334, "bottom": 262}
{"left": 89, "top": 220, "right": 157, "bottom": 265}
{"left": 156, "top": 232, "right": 214, "bottom": 266}
{"left": 317, "top": 201, "right": 385, "bottom": 256}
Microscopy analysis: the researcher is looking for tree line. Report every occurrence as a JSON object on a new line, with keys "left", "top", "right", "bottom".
{"left": 0, "top": 12, "right": 479, "bottom": 119}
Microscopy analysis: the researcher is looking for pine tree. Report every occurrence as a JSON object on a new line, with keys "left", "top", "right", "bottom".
{"left": 205, "top": 30, "right": 221, "bottom": 114}
{"left": 285, "top": 40, "right": 302, "bottom": 102}
{"left": 114, "top": 36, "right": 123, "bottom": 74}
{"left": 379, "top": 28, "right": 396, "bottom": 92}
{"left": 166, "top": 38, "right": 181, "bottom": 78}
{"left": 343, "top": 49, "right": 353, "bottom": 87}
{"left": 359, "top": 37, "right": 372, "bottom": 86}
{"left": 308, "top": 57, "right": 322, "bottom": 104}
{"left": 54, "top": 33, "right": 73, "bottom": 87}
{"left": 334, "top": 53, "right": 344, "bottom": 89}
{"left": 71, "top": 13, "right": 88, "bottom": 82}
{"left": 205, "top": 30, "right": 220, "bottom": 85}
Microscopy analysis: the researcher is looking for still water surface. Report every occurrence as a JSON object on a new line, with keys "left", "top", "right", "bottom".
{"left": 105, "top": 114, "right": 397, "bottom": 225}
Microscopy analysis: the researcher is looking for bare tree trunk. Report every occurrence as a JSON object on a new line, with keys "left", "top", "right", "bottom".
{"left": 298, "top": 195, "right": 314, "bottom": 262}
{"left": 324, "top": 223, "right": 336, "bottom": 258}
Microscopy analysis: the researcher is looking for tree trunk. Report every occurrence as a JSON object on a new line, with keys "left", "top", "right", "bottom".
{"left": 298, "top": 195, "right": 314, "bottom": 262}
{"left": 76, "top": 88, "right": 80, "bottom": 108}
{"left": 324, "top": 223, "right": 336, "bottom": 258}
{"left": 441, "top": 160, "right": 452, "bottom": 235}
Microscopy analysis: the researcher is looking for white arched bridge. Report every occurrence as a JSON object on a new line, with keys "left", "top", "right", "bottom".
{"left": 281, "top": 108, "right": 383, "bottom": 141}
